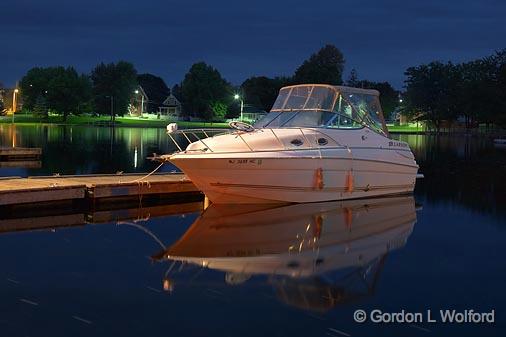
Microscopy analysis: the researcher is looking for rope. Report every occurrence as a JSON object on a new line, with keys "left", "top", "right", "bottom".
{"left": 119, "top": 161, "right": 165, "bottom": 184}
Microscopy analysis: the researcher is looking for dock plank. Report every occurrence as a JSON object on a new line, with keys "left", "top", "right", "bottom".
{"left": 0, "top": 173, "right": 199, "bottom": 206}
{"left": 0, "top": 147, "right": 42, "bottom": 156}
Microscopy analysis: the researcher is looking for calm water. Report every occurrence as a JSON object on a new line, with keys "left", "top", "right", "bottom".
{"left": 0, "top": 124, "right": 504, "bottom": 337}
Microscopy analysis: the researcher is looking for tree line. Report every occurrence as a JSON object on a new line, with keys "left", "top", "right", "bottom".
{"left": 403, "top": 49, "right": 506, "bottom": 131}
{"left": 12, "top": 45, "right": 506, "bottom": 127}
{"left": 14, "top": 44, "right": 399, "bottom": 122}
{"left": 19, "top": 61, "right": 137, "bottom": 120}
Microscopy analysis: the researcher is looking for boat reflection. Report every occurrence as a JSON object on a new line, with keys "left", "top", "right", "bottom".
{"left": 155, "top": 196, "right": 417, "bottom": 312}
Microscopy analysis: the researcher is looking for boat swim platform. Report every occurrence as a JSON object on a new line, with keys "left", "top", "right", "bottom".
{"left": 0, "top": 172, "right": 201, "bottom": 207}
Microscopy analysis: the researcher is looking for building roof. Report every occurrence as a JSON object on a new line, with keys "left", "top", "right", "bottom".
{"left": 137, "top": 74, "right": 170, "bottom": 105}
{"left": 161, "top": 93, "right": 181, "bottom": 107}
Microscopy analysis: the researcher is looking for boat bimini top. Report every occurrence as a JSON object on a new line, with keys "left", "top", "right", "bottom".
{"left": 256, "top": 84, "right": 389, "bottom": 136}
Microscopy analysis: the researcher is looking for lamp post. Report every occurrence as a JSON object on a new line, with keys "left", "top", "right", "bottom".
{"left": 135, "top": 89, "right": 144, "bottom": 116}
{"left": 12, "top": 88, "right": 19, "bottom": 123}
{"left": 234, "top": 94, "right": 243, "bottom": 121}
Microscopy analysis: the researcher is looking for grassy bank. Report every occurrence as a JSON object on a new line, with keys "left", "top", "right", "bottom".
{"left": 0, "top": 114, "right": 229, "bottom": 129}
{"left": 1, "top": 114, "right": 427, "bottom": 132}
{"left": 387, "top": 123, "right": 425, "bottom": 133}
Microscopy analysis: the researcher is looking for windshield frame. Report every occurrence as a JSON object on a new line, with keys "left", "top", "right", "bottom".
{"left": 266, "top": 84, "right": 388, "bottom": 136}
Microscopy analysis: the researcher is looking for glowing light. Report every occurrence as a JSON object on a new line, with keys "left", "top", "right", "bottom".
{"left": 234, "top": 94, "right": 240, "bottom": 100}
{"left": 134, "top": 146, "right": 138, "bottom": 168}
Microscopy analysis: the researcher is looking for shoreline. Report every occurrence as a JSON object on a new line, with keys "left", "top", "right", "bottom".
{"left": 1, "top": 117, "right": 504, "bottom": 136}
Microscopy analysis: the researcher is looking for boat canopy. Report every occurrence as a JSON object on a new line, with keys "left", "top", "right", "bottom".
{"left": 267, "top": 84, "right": 388, "bottom": 135}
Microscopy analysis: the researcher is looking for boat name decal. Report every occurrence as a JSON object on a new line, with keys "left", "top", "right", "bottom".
{"left": 388, "top": 141, "right": 408, "bottom": 148}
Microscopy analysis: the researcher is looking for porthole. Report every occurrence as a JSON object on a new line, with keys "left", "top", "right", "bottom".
{"left": 290, "top": 138, "right": 303, "bottom": 146}
{"left": 317, "top": 138, "right": 328, "bottom": 146}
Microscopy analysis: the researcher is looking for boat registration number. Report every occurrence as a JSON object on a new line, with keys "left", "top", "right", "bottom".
{"left": 228, "top": 159, "right": 263, "bottom": 165}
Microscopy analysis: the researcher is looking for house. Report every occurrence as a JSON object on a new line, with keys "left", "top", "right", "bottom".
{"left": 158, "top": 93, "right": 182, "bottom": 118}
{"left": 130, "top": 74, "right": 171, "bottom": 116}
{"left": 130, "top": 85, "right": 149, "bottom": 116}
{"left": 241, "top": 106, "right": 267, "bottom": 124}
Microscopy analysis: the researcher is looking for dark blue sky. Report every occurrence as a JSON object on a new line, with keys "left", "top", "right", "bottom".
{"left": 1, "top": 0, "right": 505, "bottom": 89}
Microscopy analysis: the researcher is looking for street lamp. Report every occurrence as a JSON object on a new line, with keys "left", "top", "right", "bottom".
{"left": 234, "top": 94, "right": 244, "bottom": 121}
{"left": 134, "top": 89, "right": 144, "bottom": 116}
{"left": 12, "top": 88, "right": 19, "bottom": 123}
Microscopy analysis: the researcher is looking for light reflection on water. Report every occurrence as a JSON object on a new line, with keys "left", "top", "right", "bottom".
{"left": 0, "top": 125, "right": 505, "bottom": 336}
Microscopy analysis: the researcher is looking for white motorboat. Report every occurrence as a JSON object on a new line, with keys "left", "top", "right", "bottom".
{"left": 164, "top": 84, "right": 420, "bottom": 204}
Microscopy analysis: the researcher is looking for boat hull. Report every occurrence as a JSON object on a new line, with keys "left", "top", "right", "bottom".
{"left": 170, "top": 152, "right": 418, "bottom": 204}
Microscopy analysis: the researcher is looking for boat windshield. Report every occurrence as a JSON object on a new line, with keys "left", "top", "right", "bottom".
{"left": 263, "top": 84, "right": 388, "bottom": 135}
{"left": 271, "top": 85, "right": 337, "bottom": 111}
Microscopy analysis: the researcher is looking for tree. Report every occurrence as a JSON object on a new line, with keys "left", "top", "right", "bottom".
{"left": 488, "top": 49, "right": 506, "bottom": 127}
{"left": 91, "top": 61, "right": 137, "bottom": 118}
{"left": 346, "top": 68, "right": 359, "bottom": 87}
{"left": 181, "top": 62, "right": 231, "bottom": 121}
{"left": 294, "top": 44, "right": 345, "bottom": 85}
{"left": 404, "top": 62, "right": 460, "bottom": 132}
{"left": 241, "top": 76, "right": 292, "bottom": 112}
{"left": 20, "top": 66, "right": 92, "bottom": 120}
{"left": 0, "top": 87, "right": 5, "bottom": 114}
{"left": 172, "top": 84, "right": 182, "bottom": 102}
{"left": 210, "top": 101, "right": 228, "bottom": 121}
{"left": 33, "top": 95, "right": 48, "bottom": 117}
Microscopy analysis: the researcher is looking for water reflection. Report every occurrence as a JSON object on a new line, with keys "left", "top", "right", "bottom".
{"left": 393, "top": 134, "right": 506, "bottom": 220}
{"left": 155, "top": 196, "right": 416, "bottom": 312}
{"left": 0, "top": 124, "right": 179, "bottom": 176}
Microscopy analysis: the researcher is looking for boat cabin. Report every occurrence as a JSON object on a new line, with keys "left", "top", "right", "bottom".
{"left": 256, "top": 84, "right": 388, "bottom": 136}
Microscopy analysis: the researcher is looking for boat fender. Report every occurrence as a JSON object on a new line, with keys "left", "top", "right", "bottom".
{"left": 166, "top": 123, "right": 178, "bottom": 133}
{"left": 314, "top": 168, "right": 324, "bottom": 190}
{"left": 346, "top": 171, "right": 354, "bottom": 193}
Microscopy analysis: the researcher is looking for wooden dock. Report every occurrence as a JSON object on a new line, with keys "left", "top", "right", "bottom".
{"left": 0, "top": 147, "right": 41, "bottom": 161}
{"left": 0, "top": 172, "right": 200, "bottom": 206}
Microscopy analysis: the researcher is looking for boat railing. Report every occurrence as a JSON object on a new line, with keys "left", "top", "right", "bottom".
{"left": 166, "top": 126, "right": 338, "bottom": 155}
{"left": 166, "top": 128, "right": 232, "bottom": 152}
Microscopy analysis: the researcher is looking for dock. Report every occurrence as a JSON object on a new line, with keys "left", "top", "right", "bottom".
{"left": 0, "top": 172, "right": 204, "bottom": 235}
{"left": 0, "top": 147, "right": 41, "bottom": 161}
{"left": 0, "top": 172, "right": 200, "bottom": 207}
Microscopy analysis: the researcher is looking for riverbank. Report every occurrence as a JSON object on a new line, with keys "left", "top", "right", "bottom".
{"left": 2, "top": 115, "right": 503, "bottom": 135}
{"left": 0, "top": 114, "right": 423, "bottom": 132}
{"left": 0, "top": 115, "right": 229, "bottom": 129}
